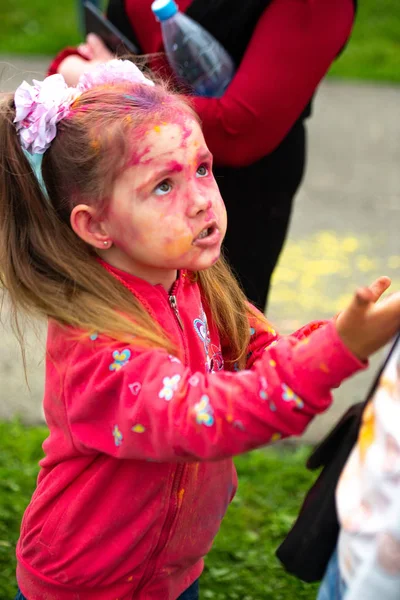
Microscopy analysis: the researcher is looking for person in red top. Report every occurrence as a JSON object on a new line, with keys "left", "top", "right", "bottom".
{"left": 48, "top": 0, "right": 357, "bottom": 310}
{"left": 2, "top": 61, "right": 399, "bottom": 600}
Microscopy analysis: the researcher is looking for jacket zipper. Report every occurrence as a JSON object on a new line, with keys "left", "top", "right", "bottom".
{"left": 138, "top": 281, "right": 187, "bottom": 588}
{"left": 169, "top": 294, "right": 184, "bottom": 331}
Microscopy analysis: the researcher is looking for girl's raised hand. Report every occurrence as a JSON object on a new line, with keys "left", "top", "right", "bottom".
{"left": 336, "top": 276, "right": 400, "bottom": 360}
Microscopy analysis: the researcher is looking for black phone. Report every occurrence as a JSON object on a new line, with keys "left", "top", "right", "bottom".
{"left": 83, "top": 1, "right": 139, "bottom": 56}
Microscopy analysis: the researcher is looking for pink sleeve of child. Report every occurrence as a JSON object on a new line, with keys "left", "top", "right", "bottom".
{"left": 64, "top": 321, "right": 365, "bottom": 462}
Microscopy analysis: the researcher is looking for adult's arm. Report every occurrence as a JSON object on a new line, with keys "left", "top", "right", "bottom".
{"left": 49, "top": 0, "right": 355, "bottom": 165}
{"left": 191, "top": 0, "right": 355, "bottom": 166}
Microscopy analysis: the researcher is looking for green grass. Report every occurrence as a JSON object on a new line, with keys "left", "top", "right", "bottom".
{"left": 1, "top": 0, "right": 400, "bottom": 82}
{"left": 330, "top": 1, "right": 400, "bottom": 83}
{"left": 0, "top": 420, "right": 319, "bottom": 599}
{"left": 0, "top": 420, "right": 48, "bottom": 599}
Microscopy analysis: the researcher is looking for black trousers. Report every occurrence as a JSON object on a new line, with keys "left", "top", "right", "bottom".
{"left": 214, "top": 120, "right": 306, "bottom": 311}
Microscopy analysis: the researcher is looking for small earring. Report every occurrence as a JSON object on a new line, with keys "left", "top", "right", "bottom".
{"left": 103, "top": 240, "right": 109, "bottom": 247}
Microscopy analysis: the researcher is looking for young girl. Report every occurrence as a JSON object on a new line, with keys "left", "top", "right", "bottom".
{"left": 1, "top": 60, "right": 399, "bottom": 600}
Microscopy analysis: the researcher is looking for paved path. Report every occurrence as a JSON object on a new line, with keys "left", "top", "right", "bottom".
{"left": 1, "top": 56, "right": 399, "bottom": 442}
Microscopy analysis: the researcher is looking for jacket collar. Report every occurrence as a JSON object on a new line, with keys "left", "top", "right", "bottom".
{"left": 98, "top": 258, "right": 190, "bottom": 318}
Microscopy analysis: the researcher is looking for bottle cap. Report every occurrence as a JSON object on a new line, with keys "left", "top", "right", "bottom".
{"left": 151, "top": 0, "right": 178, "bottom": 21}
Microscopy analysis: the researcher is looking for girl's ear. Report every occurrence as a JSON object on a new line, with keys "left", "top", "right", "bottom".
{"left": 70, "top": 204, "right": 111, "bottom": 249}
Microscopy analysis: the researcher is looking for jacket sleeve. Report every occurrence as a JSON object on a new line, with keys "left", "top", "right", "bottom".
{"left": 64, "top": 320, "right": 365, "bottom": 462}
{"left": 191, "top": 0, "right": 355, "bottom": 166}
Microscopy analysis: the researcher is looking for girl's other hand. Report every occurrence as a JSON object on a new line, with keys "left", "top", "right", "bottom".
{"left": 336, "top": 276, "right": 400, "bottom": 360}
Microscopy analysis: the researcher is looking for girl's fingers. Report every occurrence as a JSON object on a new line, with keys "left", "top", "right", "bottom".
{"left": 354, "top": 287, "right": 373, "bottom": 306}
{"left": 351, "top": 277, "right": 391, "bottom": 310}
{"left": 367, "top": 276, "right": 391, "bottom": 302}
{"left": 374, "top": 291, "right": 400, "bottom": 321}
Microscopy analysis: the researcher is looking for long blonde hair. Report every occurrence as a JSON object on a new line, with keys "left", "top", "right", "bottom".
{"left": 0, "top": 79, "right": 261, "bottom": 368}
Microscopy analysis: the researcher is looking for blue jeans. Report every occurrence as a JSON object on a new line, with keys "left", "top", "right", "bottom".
{"left": 15, "top": 580, "right": 199, "bottom": 600}
{"left": 317, "top": 548, "right": 348, "bottom": 600}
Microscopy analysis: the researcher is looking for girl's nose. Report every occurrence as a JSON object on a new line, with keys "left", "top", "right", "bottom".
{"left": 187, "top": 191, "right": 212, "bottom": 218}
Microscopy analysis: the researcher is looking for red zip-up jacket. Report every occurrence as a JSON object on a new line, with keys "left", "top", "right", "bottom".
{"left": 16, "top": 263, "right": 364, "bottom": 599}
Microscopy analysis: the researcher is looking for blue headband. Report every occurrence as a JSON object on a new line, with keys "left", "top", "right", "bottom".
{"left": 22, "top": 149, "right": 49, "bottom": 201}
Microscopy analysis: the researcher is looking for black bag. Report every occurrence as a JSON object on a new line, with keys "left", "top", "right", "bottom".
{"left": 275, "top": 401, "right": 366, "bottom": 582}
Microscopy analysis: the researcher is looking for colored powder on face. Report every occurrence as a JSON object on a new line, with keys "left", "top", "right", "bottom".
{"left": 164, "top": 233, "right": 193, "bottom": 257}
{"left": 177, "top": 115, "right": 194, "bottom": 145}
{"left": 167, "top": 160, "right": 183, "bottom": 173}
{"left": 153, "top": 125, "right": 161, "bottom": 134}
{"left": 126, "top": 145, "right": 152, "bottom": 168}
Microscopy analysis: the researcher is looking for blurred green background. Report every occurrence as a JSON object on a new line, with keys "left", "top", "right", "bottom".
{"left": 1, "top": 0, "right": 400, "bottom": 82}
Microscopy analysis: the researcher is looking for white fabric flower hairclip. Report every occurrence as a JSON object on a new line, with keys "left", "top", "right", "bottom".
{"left": 14, "top": 60, "right": 154, "bottom": 155}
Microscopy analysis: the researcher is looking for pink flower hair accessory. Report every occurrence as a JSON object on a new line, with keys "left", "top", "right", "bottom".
{"left": 14, "top": 74, "right": 82, "bottom": 155}
{"left": 14, "top": 60, "right": 154, "bottom": 155}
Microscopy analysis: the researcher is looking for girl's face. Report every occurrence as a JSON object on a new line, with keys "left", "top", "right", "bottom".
{"left": 100, "top": 115, "right": 227, "bottom": 290}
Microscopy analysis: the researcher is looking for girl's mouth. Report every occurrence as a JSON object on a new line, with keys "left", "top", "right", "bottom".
{"left": 192, "top": 223, "right": 221, "bottom": 247}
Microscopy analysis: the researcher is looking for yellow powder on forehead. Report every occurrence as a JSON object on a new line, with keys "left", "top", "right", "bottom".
{"left": 150, "top": 122, "right": 168, "bottom": 134}
{"left": 125, "top": 115, "right": 133, "bottom": 124}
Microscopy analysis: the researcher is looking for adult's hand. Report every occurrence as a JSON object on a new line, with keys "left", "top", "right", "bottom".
{"left": 77, "top": 33, "right": 115, "bottom": 62}
{"left": 58, "top": 34, "right": 114, "bottom": 86}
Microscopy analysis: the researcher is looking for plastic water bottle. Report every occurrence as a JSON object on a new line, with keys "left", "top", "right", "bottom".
{"left": 151, "top": 0, "right": 235, "bottom": 97}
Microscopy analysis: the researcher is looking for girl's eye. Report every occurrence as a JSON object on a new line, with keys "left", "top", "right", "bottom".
{"left": 196, "top": 164, "right": 209, "bottom": 178}
{"left": 154, "top": 180, "right": 172, "bottom": 196}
